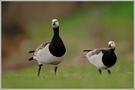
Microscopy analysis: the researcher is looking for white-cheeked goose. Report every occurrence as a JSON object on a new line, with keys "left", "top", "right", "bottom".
{"left": 83, "top": 41, "right": 117, "bottom": 74}
{"left": 29, "top": 19, "right": 66, "bottom": 76}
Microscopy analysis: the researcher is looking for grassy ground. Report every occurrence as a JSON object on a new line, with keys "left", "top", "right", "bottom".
{"left": 2, "top": 2, "right": 133, "bottom": 89}
{"left": 2, "top": 60, "right": 133, "bottom": 88}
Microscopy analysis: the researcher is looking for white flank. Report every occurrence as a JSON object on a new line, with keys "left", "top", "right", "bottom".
{"left": 34, "top": 44, "right": 66, "bottom": 65}
{"left": 86, "top": 52, "right": 107, "bottom": 69}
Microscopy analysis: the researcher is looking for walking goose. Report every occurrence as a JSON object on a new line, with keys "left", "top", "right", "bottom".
{"left": 29, "top": 19, "right": 66, "bottom": 76}
{"left": 83, "top": 41, "right": 117, "bottom": 74}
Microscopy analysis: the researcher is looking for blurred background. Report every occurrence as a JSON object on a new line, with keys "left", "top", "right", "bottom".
{"left": 2, "top": 2, "right": 133, "bottom": 72}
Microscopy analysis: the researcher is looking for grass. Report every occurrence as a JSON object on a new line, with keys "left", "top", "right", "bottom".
{"left": 2, "top": 60, "right": 133, "bottom": 88}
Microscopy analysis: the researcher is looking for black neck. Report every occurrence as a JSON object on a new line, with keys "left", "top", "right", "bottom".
{"left": 53, "top": 27, "right": 59, "bottom": 36}
{"left": 110, "top": 48, "right": 115, "bottom": 52}
{"left": 49, "top": 26, "right": 66, "bottom": 57}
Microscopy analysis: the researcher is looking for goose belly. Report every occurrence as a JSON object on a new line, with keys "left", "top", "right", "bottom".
{"left": 86, "top": 52, "right": 107, "bottom": 69}
{"left": 35, "top": 44, "right": 65, "bottom": 65}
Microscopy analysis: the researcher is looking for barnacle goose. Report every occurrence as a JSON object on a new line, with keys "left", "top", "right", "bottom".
{"left": 29, "top": 19, "right": 66, "bottom": 76}
{"left": 83, "top": 41, "right": 117, "bottom": 74}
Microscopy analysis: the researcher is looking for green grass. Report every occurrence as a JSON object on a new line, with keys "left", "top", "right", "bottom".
{"left": 2, "top": 60, "right": 133, "bottom": 88}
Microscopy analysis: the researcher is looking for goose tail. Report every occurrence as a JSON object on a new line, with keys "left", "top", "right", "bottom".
{"left": 83, "top": 50, "right": 92, "bottom": 52}
{"left": 29, "top": 50, "right": 35, "bottom": 53}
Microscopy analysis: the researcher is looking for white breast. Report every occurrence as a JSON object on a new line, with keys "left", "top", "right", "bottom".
{"left": 86, "top": 52, "right": 107, "bottom": 69}
{"left": 34, "top": 44, "right": 66, "bottom": 65}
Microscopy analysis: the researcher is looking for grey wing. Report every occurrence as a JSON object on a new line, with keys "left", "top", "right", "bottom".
{"left": 90, "top": 49, "right": 102, "bottom": 56}
{"left": 89, "top": 48, "right": 109, "bottom": 56}
{"left": 100, "top": 48, "right": 110, "bottom": 53}
{"left": 34, "top": 42, "right": 50, "bottom": 55}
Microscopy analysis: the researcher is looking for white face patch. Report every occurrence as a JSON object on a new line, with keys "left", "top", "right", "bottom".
{"left": 52, "top": 19, "right": 59, "bottom": 28}
{"left": 108, "top": 41, "right": 115, "bottom": 49}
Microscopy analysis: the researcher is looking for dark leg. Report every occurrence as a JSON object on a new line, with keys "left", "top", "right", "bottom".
{"left": 98, "top": 69, "right": 102, "bottom": 74}
{"left": 54, "top": 66, "right": 58, "bottom": 75}
{"left": 107, "top": 69, "right": 111, "bottom": 74}
{"left": 37, "top": 64, "right": 43, "bottom": 76}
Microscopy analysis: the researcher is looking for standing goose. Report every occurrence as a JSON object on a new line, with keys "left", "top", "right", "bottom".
{"left": 29, "top": 19, "right": 66, "bottom": 76}
{"left": 83, "top": 41, "right": 117, "bottom": 74}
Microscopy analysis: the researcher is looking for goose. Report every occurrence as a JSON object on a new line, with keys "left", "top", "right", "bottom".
{"left": 28, "top": 19, "right": 66, "bottom": 76}
{"left": 83, "top": 41, "right": 117, "bottom": 74}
